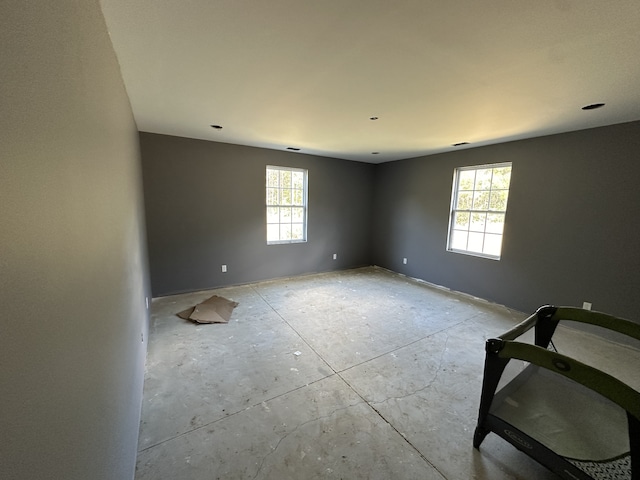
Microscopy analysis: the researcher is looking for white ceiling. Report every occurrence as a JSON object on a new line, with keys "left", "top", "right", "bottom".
{"left": 100, "top": 0, "right": 640, "bottom": 163}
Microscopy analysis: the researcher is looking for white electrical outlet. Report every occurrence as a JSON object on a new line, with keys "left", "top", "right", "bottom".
{"left": 582, "top": 301, "right": 592, "bottom": 310}
{"left": 221, "top": 264, "right": 227, "bottom": 273}
{"left": 333, "top": 253, "right": 337, "bottom": 260}
{"left": 403, "top": 258, "right": 407, "bottom": 264}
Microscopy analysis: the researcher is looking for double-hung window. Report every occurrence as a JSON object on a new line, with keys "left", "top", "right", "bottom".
{"left": 447, "top": 163, "right": 512, "bottom": 259}
{"left": 266, "top": 166, "right": 308, "bottom": 244}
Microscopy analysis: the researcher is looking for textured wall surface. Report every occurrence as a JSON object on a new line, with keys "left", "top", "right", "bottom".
{"left": 0, "top": 1, "right": 149, "bottom": 479}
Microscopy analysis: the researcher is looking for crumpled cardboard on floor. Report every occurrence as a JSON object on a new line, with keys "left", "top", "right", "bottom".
{"left": 177, "top": 295, "right": 239, "bottom": 324}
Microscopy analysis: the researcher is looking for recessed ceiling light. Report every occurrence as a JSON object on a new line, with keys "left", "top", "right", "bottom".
{"left": 369, "top": 116, "right": 379, "bottom": 120}
{"left": 286, "top": 147, "right": 300, "bottom": 151}
{"left": 452, "top": 142, "right": 469, "bottom": 147}
{"left": 210, "top": 124, "right": 223, "bottom": 130}
{"left": 581, "top": 103, "right": 605, "bottom": 110}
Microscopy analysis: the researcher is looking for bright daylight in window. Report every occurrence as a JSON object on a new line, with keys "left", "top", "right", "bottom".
{"left": 447, "top": 163, "right": 512, "bottom": 259}
{"left": 266, "top": 166, "right": 307, "bottom": 244}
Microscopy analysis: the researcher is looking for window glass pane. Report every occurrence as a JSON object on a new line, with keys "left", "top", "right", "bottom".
{"left": 267, "top": 224, "right": 280, "bottom": 242}
{"left": 458, "top": 170, "right": 475, "bottom": 190}
{"left": 486, "top": 213, "right": 505, "bottom": 234}
{"left": 489, "top": 190, "right": 508, "bottom": 211}
{"left": 267, "top": 169, "right": 279, "bottom": 187}
{"left": 281, "top": 188, "right": 292, "bottom": 205}
{"left": 470, "top": 212, "right": 486, "bottom": 232}
{"left": 454, "top": 212, "right": 470, "bottom": 229}
{"left": 280, "top": 170, "right": 291, "bottom": 188}
{"left": 450, "top": 230, "right": 468, "bottom": 250}
{"left": 492, "top": 167, "right": 511, "bottom": 189}
{"left": 280, "top": 224, "right": 292, "bottom": 240}
{"left": 483, "top": 234, "right": 503, "bottom": 256}
{"left": 474, "top": 169, "right": 492, "bottom": 190}
{"left": 448, "top": 163, "right": 511, "bottom": 259}
{"left": 291, "top": 224, "right": 303, "bottom": 240}
{"left": 266, "top": 167, "right": 308, "bottom": 244}
{"left": 292, "top": 207, "right": 304, "bottom": 223}
{"left": 267, "top": 207, "right": 279, "bottom": 223}
{"left": 456, "top": 192, "right": 472, "bottom": 210}
{"left": 292, "top": 172, "right": 304, "bottom": 189}
{"left": 472, "top": 191, "right": 489, "bottom": 210}
{"left": 280, "top": 207, "right": 291, "bottom": 223}
{"left": 468, "top": 232, "right": 484, "bottom": 252}
{"left": 267, "top": 188, "right": 278, "bottom": 205}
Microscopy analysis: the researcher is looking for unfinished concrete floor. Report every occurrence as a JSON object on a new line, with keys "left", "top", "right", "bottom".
{"left": 135, "top": 267, "right": 637, "bottom": 479}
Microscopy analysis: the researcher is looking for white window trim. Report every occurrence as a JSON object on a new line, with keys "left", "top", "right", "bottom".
{"left": 266, "top": 166, "right": 308, "bottom": 245}
{"left": 446, "top": 162, "right": 512, "bottom": 260}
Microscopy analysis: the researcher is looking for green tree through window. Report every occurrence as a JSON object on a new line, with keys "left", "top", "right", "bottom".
{"left": 266, "top": 166, "right": 307, "bottom": 244}
{"left": 448, "top": 163, "right": 512, "bottom": 259}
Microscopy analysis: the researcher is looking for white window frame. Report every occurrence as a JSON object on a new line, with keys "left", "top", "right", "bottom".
{"left": 447, "top": 162, "right": 512, "bottom": 260}
{"left": 266, "top": 166, "right": 308, "bottom": 245}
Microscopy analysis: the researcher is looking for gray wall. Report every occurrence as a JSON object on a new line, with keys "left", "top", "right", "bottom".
{"left": 372, "top": 121, "right": 640, "bottom": 321}
{"left": 0, "top": 1, "right": 149, "bottom": 479}
{"left": 140, "top": 133, "right": 375, "bottom": 296}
